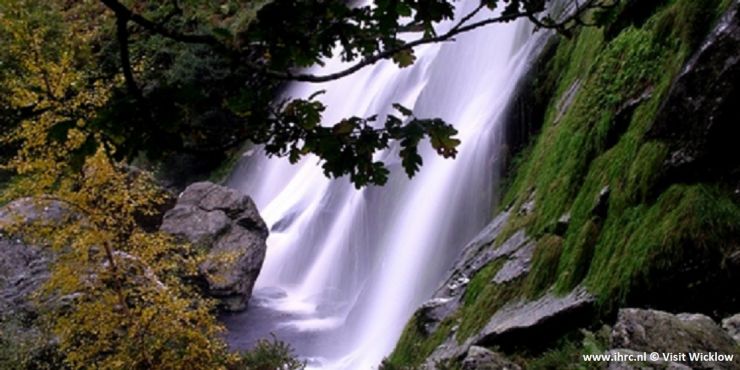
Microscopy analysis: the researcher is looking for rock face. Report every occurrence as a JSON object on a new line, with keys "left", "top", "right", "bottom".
{"left": 418, "top": 211, "right": 512, "bottom": 327}
{"left": 0, "top": 199, "right": 68, "bottom": 365}
{"left": 648, "top": 1, "right": 740, "bottom": 184}
{"left": 0, "top": 197, "right": 73, "bottom": 230}
{"left": 160, "top": 181, "right": 268, "bottom": 311}
{"left": 610, "top": 308, "right": 740, "bottom": 370}
{"left": 475, "top": 286, "right": 595, "bottom": 348}
{"left": 0, "top": 198, "right": 71, "bottom": 317}
{"left": 0, "top": 238, "right": 53, "bottom": 318}
{"left": 416, "top": 210, "right": 520, "bottom": 334}
{"left": 492, "top": 240, "right": 535, "bottom": 284}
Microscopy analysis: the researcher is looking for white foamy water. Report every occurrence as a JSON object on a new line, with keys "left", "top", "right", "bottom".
{"left": 225, "top": 2, "right": 551, "bottom": 368}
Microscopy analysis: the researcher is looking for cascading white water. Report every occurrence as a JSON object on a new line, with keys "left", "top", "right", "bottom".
{"left": 224, "top": 1, "right": 550, "bottom": 368}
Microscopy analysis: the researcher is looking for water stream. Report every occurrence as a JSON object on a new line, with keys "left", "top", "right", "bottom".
{"left": 224, "top": 2, "right": 550, "bottom": 368}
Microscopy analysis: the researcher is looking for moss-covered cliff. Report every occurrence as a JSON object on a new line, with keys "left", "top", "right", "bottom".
{"left": 385, "top": 0, "right": 740, "bottom": 368}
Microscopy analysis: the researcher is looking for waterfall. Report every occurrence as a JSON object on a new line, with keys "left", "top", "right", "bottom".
{"left": 224, "top": 1, "right": 550, "bottom": 368}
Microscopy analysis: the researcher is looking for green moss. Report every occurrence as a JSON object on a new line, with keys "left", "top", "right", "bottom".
{"left": 456, "top": 263, "right": 523, "bottom": 341}
{"left": 555, "top": 219, "right": 601, "bottom": 293}
{"left": 586, "top": 184, "right": 740, "bottom": 304}
{"left": 386, "top": 314, "right": 456, "bottom": 367}
{"left": 521, "top": 328, "right": 609, "bottom": 370}
{"left": 463, "top": 260, "right": 503, "bottom": 307}
{"left": 523, "top": 234, "right": 564, "bottom": 298}
{"left": 492, "top": 0, "right": 731, "bottom": 305}
{"left": 525, "top": 339, "right": 589, "bottom": 370}
{"left": 624, "top": 142, "right": 668, "bottom": 203}
{"left": 654, "top": 0, "right": 727, "bottom": 49}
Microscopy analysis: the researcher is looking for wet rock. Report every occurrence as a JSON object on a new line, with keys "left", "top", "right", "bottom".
{"left": 492, "top": 240, "right": 536, "bottom": 284}
{"left": 648, "top": 2, "right": 740, "bottom": 185}
{"left": 501, "top": 36, "right": 559, "bottom": 160}
{"left": 424, "top": 334, "right": 470, "bottom": 369}
{"left": 518, "top": 191, "right": 537, "bottom": 216}
{"left": 554, "top": 79, "right": 582, "bottom": 123}
{"left": 475, "top": 287, "right": 595, "bottom": 348}
{"left": 606, "top": 88, "right": 653, "bottom": 150}
{"left": 422, "top": 213, "right": 532, "bottom": 330}
{"left": 433, "top": 211, "right": 512, "bottom": 301}
{"left": 161, "top": 181, "right": 268, "bottom": 311}
{"left": 461, "top": 346, "right": 521, "bottom": 370}
{"left": 610, "top": 308, "right": 740, "bottom": 370}
{"left": 418, "top": 297, "right": 455, "bottom": 335}
{"left": 722, "top": 313, "right": 740, "bottom": 344}
{"left": 492, "top": 230, "right": 530, "bottom": 260}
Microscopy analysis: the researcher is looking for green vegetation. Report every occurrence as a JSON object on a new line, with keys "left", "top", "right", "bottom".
{"left": 234, "top": 336, "right": 306, "bottom": 370}
{"left": 584, "top": 184, "right": 740, "bottom": 304}
{"left": 521, "top": 328, "right": 609, "bottom": 370}
{"left": 1, "top": 1, "right": 617, "bottom": 369}
{"left": 456, "top": 260, "right": 523, "bottom": 340}
{"left": 501, "top": 0, "right": 738, "bottom": 305}
{"left": 387, "top": 0, "right": 738, "bottom": 367}
{"left": 388, "top": 312, "right": 457, "bottom": 367}
{"left": 523, "top": 234, "right": 564, "bottom": 297}
{"left": 3, "top": 0, "right": 607, "bottom": 190}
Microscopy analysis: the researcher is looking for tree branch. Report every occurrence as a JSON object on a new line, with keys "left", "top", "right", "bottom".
{"left": 99, "top": 0, "right": 610, "bottom": 84}
{"left": 450, "top": 4, "right": 485, "bottom": 34}
{"left": 115, "top": 14, "right": 141, "bottom": 97}
{"left": 100, "top": 0, "right": 221, "bottom": 46}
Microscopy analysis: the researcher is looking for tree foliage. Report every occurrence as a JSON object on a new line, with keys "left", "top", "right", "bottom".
{"left": 0, "top": 2, "right": 232, "bottom": 368}
{"left": 1, "top": 0, "right": 612, "bottom": 188}
{"left": 105, "top": 0, "right": 612, "bottom": 186}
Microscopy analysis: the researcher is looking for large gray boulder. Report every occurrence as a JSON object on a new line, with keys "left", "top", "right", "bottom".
{"left": 160, "top": 181, "right": 268, "bottom": 312}
{"left": 610, "top": 308, "right": 740, "bottom": 370}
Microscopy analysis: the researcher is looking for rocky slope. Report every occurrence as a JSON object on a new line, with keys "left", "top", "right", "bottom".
{"left": 385, "top": 0, "right": 740, "bottom": 368}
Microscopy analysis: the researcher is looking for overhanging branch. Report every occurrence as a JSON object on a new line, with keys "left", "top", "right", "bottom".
{"left": 99, "top": 0, "right": 613, "bottom": 84}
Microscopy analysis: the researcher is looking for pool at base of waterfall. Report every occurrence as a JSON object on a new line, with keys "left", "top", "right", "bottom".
{"left": 222, "top": 287, "right": 359, "bottom": 369}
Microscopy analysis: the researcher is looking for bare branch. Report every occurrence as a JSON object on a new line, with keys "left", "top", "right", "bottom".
{"left": 450, "top": 4, "right": 485, "bottom": 34}
{"left": 236, "top": 11, "right": 539, "bottom": 83}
